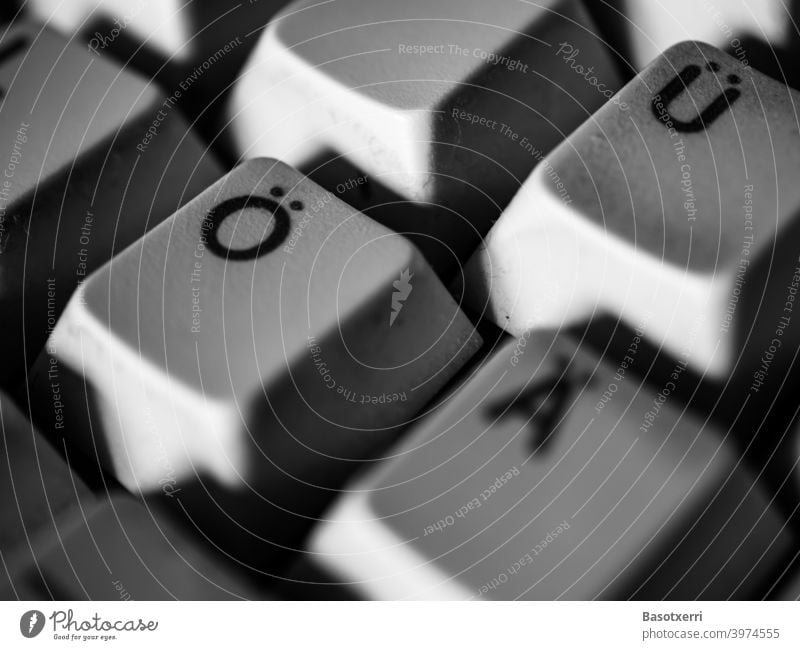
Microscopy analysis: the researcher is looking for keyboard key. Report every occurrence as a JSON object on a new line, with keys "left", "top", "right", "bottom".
{"left": 463, "top": 41, "right": 800, "bottom": 377}
{"left": 19, "top": 495, "right": 265, "bottom": 599}
{"left": 610, "top": 0, "right": 792, "bottom": 73}
{"left": 0, "top": 23, "right": 221, "bottom": 387}
{"left": 27, "top": 0, "right": 290, "bottom": 105}
{"left": 32, "top": 157, "right": 481, "bottom": 567}
{"left": 310, "top": 332, "right": 792, "bottom": 599}
{"left": 228, "top": 0, "right": 622, "bottom": 272}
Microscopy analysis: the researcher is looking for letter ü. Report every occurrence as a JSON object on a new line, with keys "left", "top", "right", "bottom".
{"left": 651, "top": 62, "right": 741, "bottom": 133}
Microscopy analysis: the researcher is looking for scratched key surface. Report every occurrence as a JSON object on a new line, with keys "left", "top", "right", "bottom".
{"left": 228, "top": 0, "right": 621, "bottom": 273}
{"left": 0, "top": 22, "right": 221, "bottom": 387}
{"left": 464, "top": 40, "right": 800, "bottom": 377}
{"left": 311, "top": 332, "right": 792, "bottom": 599}
{"left": 31, "top": 157, "right": 481, "bottom": 568}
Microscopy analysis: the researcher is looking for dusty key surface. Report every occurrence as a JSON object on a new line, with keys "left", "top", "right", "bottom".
{"left": 0, "top": 22, "right": 221, "bottom": 387}
{"left": 464, "top": 40, "right": 800, "bottom": 377}
{"left": 32, "top": 158, "right": 481, "bottom": 567}
{"left": 228, "top": 0, "right": 621, "bottom": 272}
{"left": 311, "top": 332, "right": 792, "bottom": 599}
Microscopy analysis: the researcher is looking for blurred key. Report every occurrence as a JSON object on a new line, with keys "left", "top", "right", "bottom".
{"left": 27, "top": 0, "right": 290, "bottom": 110}
{"left": 0, "top": 392, "right": 93, "bottom": 597}
{"left": 18, "top": 495, "right": 264, "bottom": 600}
{"left": 311, "top": 333, "right": 792, "bottom": 599}
{"left": 0, "top": 23, "right": 221, "bottom": 387}
{"left": 32, "top": 158, "right": 481, "bottom": 567}
{"left": 464, "top": 41, "right": 800, "bottom": 377}
{"left": 605, "top": 0, "right": 795, "bottom": 76}
{"left": 228, "top": 0, "right": 621, "bottom": 272}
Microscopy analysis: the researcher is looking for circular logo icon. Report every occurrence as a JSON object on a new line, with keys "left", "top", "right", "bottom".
{"left": 20, "top": 610, "right": 45, "bottom": 638}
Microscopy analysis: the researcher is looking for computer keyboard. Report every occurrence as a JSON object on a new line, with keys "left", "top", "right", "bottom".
{"left": 2, "top": 0, "right": 800, "bottom": 602}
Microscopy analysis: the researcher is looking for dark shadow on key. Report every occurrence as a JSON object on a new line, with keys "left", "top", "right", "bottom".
{"left": 627, "top": 468, "right": 795, "bottom": 599}
{"left": 48, "top": 289, "right": 474, "bottom": 575}
{"left": 298, "top": 150, "right": 493, "bottom": 282}
{"left": 273, "top": 556, "right": 361, "bottom": 600}
{"left": 726, "top": 0, "right": 800, "bottom": 90}
{"left": 580, "top": 0, "right": 637, "bottom": 82}
{"left": 721, "top": 209, "right": 800, "bottom": 504}
{"left": 82, "top": 16, "right": 222, "bottom": 134}
{"left": 26, "top": 358, "right": 286, "bottom": 593}
{"left": 582, "top": 306, "right": 800, "bottom": 543}
{"left": 731, "top": 35, "right": 800, "bottom": 90}
{"left": 165, "top": 297, "right": 459, "bottom": 572}
{"left": 80, "top": 6, "right": 281, "bottom": 144}
{"left": 296, "top": 9, "right": 616, "bottom": 282}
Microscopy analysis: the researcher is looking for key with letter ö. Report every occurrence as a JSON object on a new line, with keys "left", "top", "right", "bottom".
{"left": 463, "top": 41, "right": 800, "bottom": 377}
{"left": 32, "top": 158, "right": 481, "bottom": 567}
{"left": 310, "top": 332, "right": 792, "bottom": 599}
{"left": 0, "top": 23, "right": 221, "bottom": 387}
{"left": 228, "top": 0, "right": 621, "bottom": 272}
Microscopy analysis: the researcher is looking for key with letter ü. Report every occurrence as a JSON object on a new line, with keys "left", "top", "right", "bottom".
{"left": 32, "top": 158, "right": 481, "bottom": 567}
{"left": 464, "top": 41, "right": 800, "bottom": 377}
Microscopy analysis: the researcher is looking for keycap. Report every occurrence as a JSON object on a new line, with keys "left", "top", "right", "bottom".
{"left": 0, "top": 23, "right": 221, "bottom": 387}
{"left": 227, "top": 0, "right": 622, "bottom": 272}
{"left": 607, "top": 0, "right": 793, "bottom": 73}
{"left": 16, "top": 495, "right": 265, "bottom": 600}
{"left": 463, "top": 41, "right": 800, "bottom": 377}
{"left": 31, "top": 157, "right": 482, "bottom": 567}
{"left": 27, "top": 0, "right": 290, "bottom": 106}
{"left": 310, "top": 332, "right": 792, "bottom": 599}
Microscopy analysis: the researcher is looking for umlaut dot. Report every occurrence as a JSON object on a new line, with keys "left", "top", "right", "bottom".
{"left": 270, "top": 186, "right": 284, "bottom": 197}
{"left": 290, "top": 200, "right": 304, "bottom": 211}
